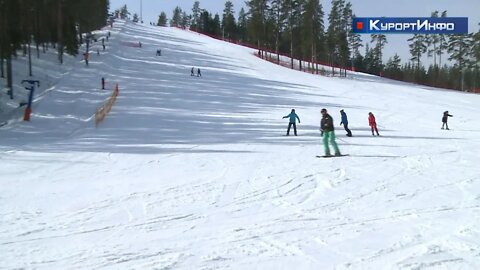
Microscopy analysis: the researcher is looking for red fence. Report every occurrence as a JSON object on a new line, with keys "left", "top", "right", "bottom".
{"left": 95, "top": 83, "right": 119, "bottom": 126}
{"left": 178, "top": 27, "right": 352, "bottom": 75}
{"left": 174, "top": 26, "right": 479, "bottom": 92}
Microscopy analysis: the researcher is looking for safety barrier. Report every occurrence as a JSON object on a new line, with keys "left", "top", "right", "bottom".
{"left": 178, "top": 26, "right": 353, "bottom": 74}
{"left": 95, "top": 83, "right": 119, "bottom": 126}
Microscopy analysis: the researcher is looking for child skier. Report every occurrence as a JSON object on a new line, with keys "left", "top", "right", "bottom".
{"left": 282, "top": 109, "right": 301, "bottom": 136}
{"left": 442, "top": 111, "right": 453, "bottom": 130}
{"left": 320, "top": 108, "right": 341, "bottom": 156}
{"left": 340, "top": 109, "right": 352, "bottom": 137}
{"left": 368, "top": 112, "right": 380, "bottom": 136}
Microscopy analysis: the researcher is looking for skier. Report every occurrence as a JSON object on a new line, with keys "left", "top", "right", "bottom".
{"left": 197, "top": 68, "right": 202, "bottom": 77}
{"left": 340, "top": 109, "right": 352, "bottom": 137}
{"left": 442, "top": 111, "right": 453, "bottom": 130}
{"left": 368, "top": 112, "right": 380, "bottom": 136}
{"left": 320, "top": 108, "right": 341, "bottom": 156}
{"left": 191, "top": 67, "right": 195, "bottom": 76}
{"left": 83, "top": 52, "right": 89, "bottom": 66}
{"left": 282, "top": 109, "right": 301, "bottom": 136}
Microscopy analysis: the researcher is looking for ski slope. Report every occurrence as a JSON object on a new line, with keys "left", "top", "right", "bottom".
{"left": 1, "top": 20, "right": 480, "bottom": 269}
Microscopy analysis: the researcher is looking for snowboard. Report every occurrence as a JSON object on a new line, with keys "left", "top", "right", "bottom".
{"left": 316, "top": 154, "right": 349, "bottom": 158}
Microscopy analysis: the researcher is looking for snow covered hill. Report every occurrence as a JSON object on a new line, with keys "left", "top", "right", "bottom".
{"left": 1, "top": 20, "right": 480, "bottom": 269}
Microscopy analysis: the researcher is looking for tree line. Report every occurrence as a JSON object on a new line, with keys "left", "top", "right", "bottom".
{"left": 0, "top": 0, "right": 110, "bottom": 97}
{"left": 157, "top": 1, "right": 480, "bottom": 91}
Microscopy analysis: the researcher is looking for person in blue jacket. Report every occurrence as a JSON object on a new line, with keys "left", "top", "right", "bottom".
{"left": 282, "top": 109, "right": 301, "bottom": 136}
{"left": 340, "top": 109, "right": 352, "bottom": 137}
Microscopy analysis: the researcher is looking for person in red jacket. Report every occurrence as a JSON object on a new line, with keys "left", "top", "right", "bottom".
{"left": 368, "top": 112, "right": 380, "bottom": 136}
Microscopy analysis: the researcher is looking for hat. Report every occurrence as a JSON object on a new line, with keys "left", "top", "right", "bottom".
{"left": 321, "top": 108, "right": 327, "bottom": 113}
{"left": 340, "top": 109, "right": 344, "bottom": 112}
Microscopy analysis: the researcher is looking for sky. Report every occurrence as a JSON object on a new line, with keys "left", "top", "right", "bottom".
{"left": 109, "top": 0, "right": 480, "bottom": 65}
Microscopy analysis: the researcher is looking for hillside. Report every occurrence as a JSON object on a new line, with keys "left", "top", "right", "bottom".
{"left": 1, "top": 20, "right": 480, "bottom": 269}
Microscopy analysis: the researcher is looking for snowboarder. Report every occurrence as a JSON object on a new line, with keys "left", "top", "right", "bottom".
{"left": 191, "top": 67, "right": 195, "bottom": 76}
{"left": 368, "top": 112, "right": 380, "bottom": 136}
{"left": 282, "top": 109, "right": 301, "bottom": 136}
{"left": 197, "top": 68, "right": 202, "bottom": 77}
{"left": 320, "top": 108, "right": 341, "bottom": 156}
{"left": 442, "top": 111, "right": 453, "bottom": 130}
{"left": 340, "top": 109, "right": 352, "bottom": 137}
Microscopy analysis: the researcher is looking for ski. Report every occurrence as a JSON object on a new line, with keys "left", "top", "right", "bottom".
{"left": 316, "top": 154, "right": 349, "bottom": 158}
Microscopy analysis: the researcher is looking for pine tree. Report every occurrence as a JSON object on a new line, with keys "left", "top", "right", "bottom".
{"left": 119, "top": 5, "right": 130, "bottom": 19}
{"left": 281, "top": 0, "right": 303, "bottom": 68}
{"left": 473, "top": 25, "right": 480, "bottom": 90}
{"left": 158, "top": 12, "right": 168, "bottom": 26}
{"left": 326, "top": 0, "right": 351, "bottom": 75}
{"left": 222, "top": 1, "right": 237, "bottom": 40}
{"left": 237, "top": 8, "right": 248, "bottom": 42}
{"left": 171, "top": 6, "right": 183, "bottom": 27}
{"left": 437, "top": 10, "right": 448, "bottom": 67}
{"left": 191, "top": 1, "right": 201, "bottom": 31}
{"left": 370, "top": 34, "right": 387, "bottom": 71}
{"left": 246, "top": 0, "right": 269, "bottom": 52}
{"left": 212, "top": 14, "right": 222, "bottom": 36}
{"left": 180, "top": 12, "right": 190, "bottom": 29}
{"left": 302, "top": 0, "right": 324, "bottom": 72}
{"left": 408, "top": 34, "right": 427, "bottom": 70}
{"left": 346, "top": 10, "right": 362, "bottom": 70}
{"left": 133, "top": 13, "right": 139, "bottom": 23}
{"left": 448, "top": 34, "right": 473, "bottom": 90}
{"left": 385, "top": 54, "right": 402, "bottom": 80}
{"left": 268, "top": 0, "right": 283, "bottom": 63}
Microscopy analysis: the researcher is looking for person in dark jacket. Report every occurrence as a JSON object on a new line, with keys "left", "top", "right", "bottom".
{"left": 368, "top": 112, "right": 380, "bottom": 136}
{"left": 340, "top": 109, "right": 352, "bottom": 137}
{"left": 197, "top": 68, "right": 202, "bottom": 77}
{"left": 320, "top": 108, "right": 341, "bottom": 156}
{"left": 191, "top": 67, "right": 195, "bottom": 76}
{"left": 283, "top": 109, "right": 301, "bottom": 136}
{"left": 442, "top": 111, "right": 453, "bottom": 130}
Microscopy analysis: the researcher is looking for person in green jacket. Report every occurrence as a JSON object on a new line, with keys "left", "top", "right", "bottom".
{"left": 320, "top": 108, "right": 341, "bottom": 156}
{"left": 282, "top": 109, "right": 301, "bottom": 136}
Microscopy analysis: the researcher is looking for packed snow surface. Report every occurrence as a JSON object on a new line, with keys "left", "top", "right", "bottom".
{"left": 1, "top": 21, "right": 480, "bottom": 269}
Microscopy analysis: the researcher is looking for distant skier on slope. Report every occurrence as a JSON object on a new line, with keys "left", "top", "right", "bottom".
{"left": 197, "top": 68, "right": 202, "bottom": 77}
{"left": 282, "top": 109, "right": 300, "bottom": 136}
{"left": 320, "top": 108, "right": 341, "bottom": 156}
{"left": 442, "top": 111, "right": 453, "bottom": 130}
{"left": 340, "top": 109, "right": 352, "bottom": 137}
{"left": 191, "top": 67, "right": 195, "bottom": 76}
{"left": 368, "top": 112, "right": 380, "bottom": 136}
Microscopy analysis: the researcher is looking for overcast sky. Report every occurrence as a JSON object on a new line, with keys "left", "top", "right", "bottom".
{"left": 110, "top": 0, "right": 480, "bottom": 65}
